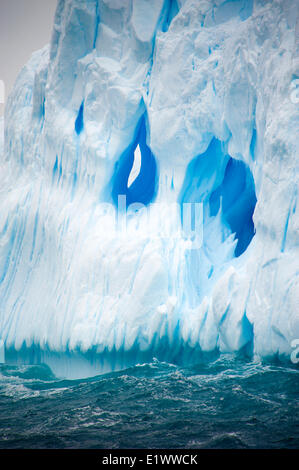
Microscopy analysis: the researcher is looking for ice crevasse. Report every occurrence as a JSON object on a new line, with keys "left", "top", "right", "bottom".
{"left": 0, "top": 0, "right": 298, "bottom": 378}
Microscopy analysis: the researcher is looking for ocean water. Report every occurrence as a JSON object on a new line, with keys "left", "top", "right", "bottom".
{"left": 0, "top": 355, "right": 298, "bottom": 449}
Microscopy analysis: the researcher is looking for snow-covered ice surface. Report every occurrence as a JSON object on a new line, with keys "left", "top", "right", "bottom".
{"left": 0, "top": 0, "right": 298, "bottom": 378}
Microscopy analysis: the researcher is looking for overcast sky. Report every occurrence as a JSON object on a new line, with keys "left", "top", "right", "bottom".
{"left": 0, "top": 0, "right": 57, "bottom": 116}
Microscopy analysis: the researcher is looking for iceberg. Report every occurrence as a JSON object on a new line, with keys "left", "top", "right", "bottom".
{"left": 0, "top": 0, "right": 298, "bottom": 378}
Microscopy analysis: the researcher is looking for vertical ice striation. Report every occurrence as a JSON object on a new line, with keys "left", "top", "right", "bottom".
{"left": 0, "top": 0, "right": 298, "bottom": 378}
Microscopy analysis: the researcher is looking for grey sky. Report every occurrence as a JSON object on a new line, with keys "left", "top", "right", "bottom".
{"left": 0, "top": 0, "right": 57, "bottom": 116}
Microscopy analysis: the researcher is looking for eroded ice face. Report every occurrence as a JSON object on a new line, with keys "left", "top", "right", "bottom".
{"left": 0, "top": 0, "right": 298, "bottom": 377}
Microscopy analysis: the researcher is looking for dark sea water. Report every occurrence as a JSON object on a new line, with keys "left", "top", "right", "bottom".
{"left": 0, "top": 355, "right": 298, "bottom": 449}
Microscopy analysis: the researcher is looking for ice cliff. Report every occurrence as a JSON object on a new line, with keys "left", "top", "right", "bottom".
{"left": 0, "top": 0, "right": 298, "bottom": 378}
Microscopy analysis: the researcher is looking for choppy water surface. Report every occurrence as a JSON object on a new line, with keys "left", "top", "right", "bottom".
{"left": 0, "top": 356, "right": 298, "bottom": 449}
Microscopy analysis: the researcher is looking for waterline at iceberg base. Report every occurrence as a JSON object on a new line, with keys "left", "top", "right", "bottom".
{"left": 0, "top": 0, "right": 299, "bottom": 381}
